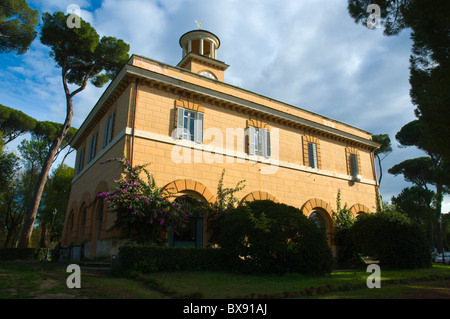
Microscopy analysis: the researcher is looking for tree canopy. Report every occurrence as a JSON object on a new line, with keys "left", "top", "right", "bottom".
{"left": 0, "top": 0, "right": 39, "bottom": 55}
{"left": 347, "top": 0, "right": 450, "bottom": 162}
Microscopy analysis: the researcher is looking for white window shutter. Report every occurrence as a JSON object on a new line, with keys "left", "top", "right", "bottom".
{"left": 176, "top": 107, "right": 185, "bottom": 139}
{"left": 194, "top": 112, "right": 204, "bottom": 144}
{"left": 248, "top": 126, "right": 256, "bottom": 155}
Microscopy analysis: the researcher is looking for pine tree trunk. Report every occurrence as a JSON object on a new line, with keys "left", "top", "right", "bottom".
{"left": 18, "top": 95, "right": 73, "bottom": 248}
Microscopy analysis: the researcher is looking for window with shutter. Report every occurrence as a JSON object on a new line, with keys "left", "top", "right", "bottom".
{"left": 248, "top": 126, "right": 256, "bottom": 155}
{"left": 308, "top": 142, "right": 318, "bottom": 168}
{"left": 194, "top": 112, "right": 204, "bottom": 144}
{"left": 248, "top": 127, "right": 270, "bottom": 158}
{"left": 265, "top": 129, "right": 271, "bottom": 158}
{"left": 77, "top": 147, "right": 85, "bottom": 174}
{"left": 176, "top": 107, "right": 204, "bottom": 144}
{"left": 102, "top": 116, "right": 110, "bottom": 148}
{"left": 350, "top": 153, "right": 359, "bottom": 177}
{"left": 107, "top": 111, "right": 115, "bottom": 143}
{"left": 88, "top": 132, "right": 98, "bottom": 163}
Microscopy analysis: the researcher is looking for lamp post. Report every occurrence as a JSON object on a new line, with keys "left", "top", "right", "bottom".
{"left": 46, "top": 209, "right": 57, "bottom": 261}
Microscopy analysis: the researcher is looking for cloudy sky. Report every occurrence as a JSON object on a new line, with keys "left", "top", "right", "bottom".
{"left": 1, "top": 0, "right": 448, "bottom": 211}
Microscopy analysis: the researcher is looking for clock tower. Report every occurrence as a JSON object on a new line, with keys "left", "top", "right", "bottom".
{"left": 178, "top": 29, "right": 229, "bottom": 82}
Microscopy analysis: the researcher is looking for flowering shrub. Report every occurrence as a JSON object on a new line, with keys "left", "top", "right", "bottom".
{"left": 97, "top": 157, "right": 188, "bottom": 245}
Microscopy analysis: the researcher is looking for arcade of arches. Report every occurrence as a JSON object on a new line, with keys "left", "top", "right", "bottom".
{"left": 62, "top": 179, "right": 371, "bottom": 258}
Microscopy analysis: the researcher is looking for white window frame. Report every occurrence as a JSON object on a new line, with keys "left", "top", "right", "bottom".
{"left": 248, "top": 127, "right": 271, "bottom": 158}
{"left": 176, "top": 107, "right": 204, "bottom": 144}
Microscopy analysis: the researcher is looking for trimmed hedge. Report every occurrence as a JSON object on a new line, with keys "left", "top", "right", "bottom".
{"left": 114, "top": 244, "right": 227, "bottom": 274}
{"left": 0, "top": 248, "right": 48, "bottom": 261}
{"left": 351, "top": 210, "right": 431, "bottom": 269}
{"left": 215, "top": 200, "right": 334, "bottom": 275}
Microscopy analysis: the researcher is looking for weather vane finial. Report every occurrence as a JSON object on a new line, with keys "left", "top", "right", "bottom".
{"left": 195, "top": 20, "right": 202, "bottom": 29}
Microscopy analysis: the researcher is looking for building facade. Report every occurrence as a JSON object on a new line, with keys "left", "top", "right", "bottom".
{"left": 62, "top": 30, "right": 380, "bottom": 258}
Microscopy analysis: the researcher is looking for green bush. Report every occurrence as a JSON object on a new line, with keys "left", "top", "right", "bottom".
{"left": 351, "top": 210, "right": 431, "bottom": 269}
{"left": 0, "top": 248, "right": 47, "bottom": 261}
{"left": 216, "top": 200, "right": 334, "bottom": 275}
{"left": 334, "top": 228, "right": 365, "bottom": 269}
{"left": 114, "top": 244, "right": 227, "bottom": 274}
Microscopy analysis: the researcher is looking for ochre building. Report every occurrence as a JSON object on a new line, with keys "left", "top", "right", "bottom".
{"left": 62, "top": 30, "right": 380, "bottom": 258}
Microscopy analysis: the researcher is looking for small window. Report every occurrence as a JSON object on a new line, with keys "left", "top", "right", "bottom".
{"left": 87, "top": 132, "right": 98, "bottom": 163}
{"left": 350, "top": 153, "right": 359, "bottom": 177}
{"left": 103, "top": 111, "right": 115, "bottom": 148}
{"left": 248, "top": 127, "right": 271, "bottom": 158}
{"left": 176, "top": 107, "right": 204, "bottom": 144}
{"left": 76, "top": 147, "right": 85, "bottom": 174}
{"left": 307, "top": 142, "right": 318, "bottom": 168}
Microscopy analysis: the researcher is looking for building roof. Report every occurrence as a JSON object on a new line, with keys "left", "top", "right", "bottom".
{"left": 70, "top": 53, "right": 380, "bottom": 150}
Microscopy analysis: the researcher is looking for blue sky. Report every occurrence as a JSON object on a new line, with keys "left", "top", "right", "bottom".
{"left": 1, "top": 0, "right": 448, "bottom": 212}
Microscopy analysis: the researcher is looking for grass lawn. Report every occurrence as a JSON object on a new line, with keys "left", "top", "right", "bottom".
{"left": 0, "top": 260, "right": 449, "bottom": 299}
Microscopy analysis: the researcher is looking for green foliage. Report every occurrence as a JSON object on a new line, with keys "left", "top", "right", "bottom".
{"left": 388, "top": 157, "right": 434, "bottom": 189}
{"left": 114, "top": 244, "right": 226, "bottom": 274}
{"left": 391, "top": 186, "right": 435, "bottom": 225}
{"left": 347, "top": 0, "right": 411, "bottom": 36}
{"left": 351, "top": 210, "right": 431, "bottom": 269}
{"left": 97, "top": 157, "right": 188, "bottom": 245}
{"left": 0, "top": 0, "right": 39, "bottom": 55}
{"left": 0, "top": 248, "right": 47, "bottom": 260}
{"left": 39, "top": 164, "right": 74, "bottom": 242}
{"left": 216, "top": 200, "right": 334, "bottom": 275}
{"left": 0, "top": 104, "right": 37, "bottom": 144}
{"left": 40, "top": 12, "right": 130, "bottom": 89}
{"left": 203, "top": 169, "right": 245, "bottom": 243}
{"left": 332, "top": 189, "right": 354, "bottom": 231}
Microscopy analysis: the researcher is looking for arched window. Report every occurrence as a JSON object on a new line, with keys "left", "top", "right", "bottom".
{"left": 169, "top": 196, "right": 203, "bottom": 248}
{"left": 309, "top": 211, "right": 326, "bottom": 234}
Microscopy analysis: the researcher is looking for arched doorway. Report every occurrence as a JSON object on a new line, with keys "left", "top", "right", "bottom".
{"left": 168, "top": 196, "right": 203, "bottom": 248}
{"left": 309, "top": 211, "right": 327, "bottom": 235}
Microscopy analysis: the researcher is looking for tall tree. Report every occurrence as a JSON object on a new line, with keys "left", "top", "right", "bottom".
{"left": 347, "top": 0, "right": 450, "bottom": 162}
{"left": 391, "top": 186, "right": 435, "bottom": 248}
{"left": 18, "top": 12, "right": 130, "bottom": 247}
{"left": 0, "top": 0, "right": 39, "bottom": 55}
{"left": 372, "top": 133, "right": 392, "bottom": 186}
{"left": 389, "top": 120, "right": 449, "bottom": 252}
